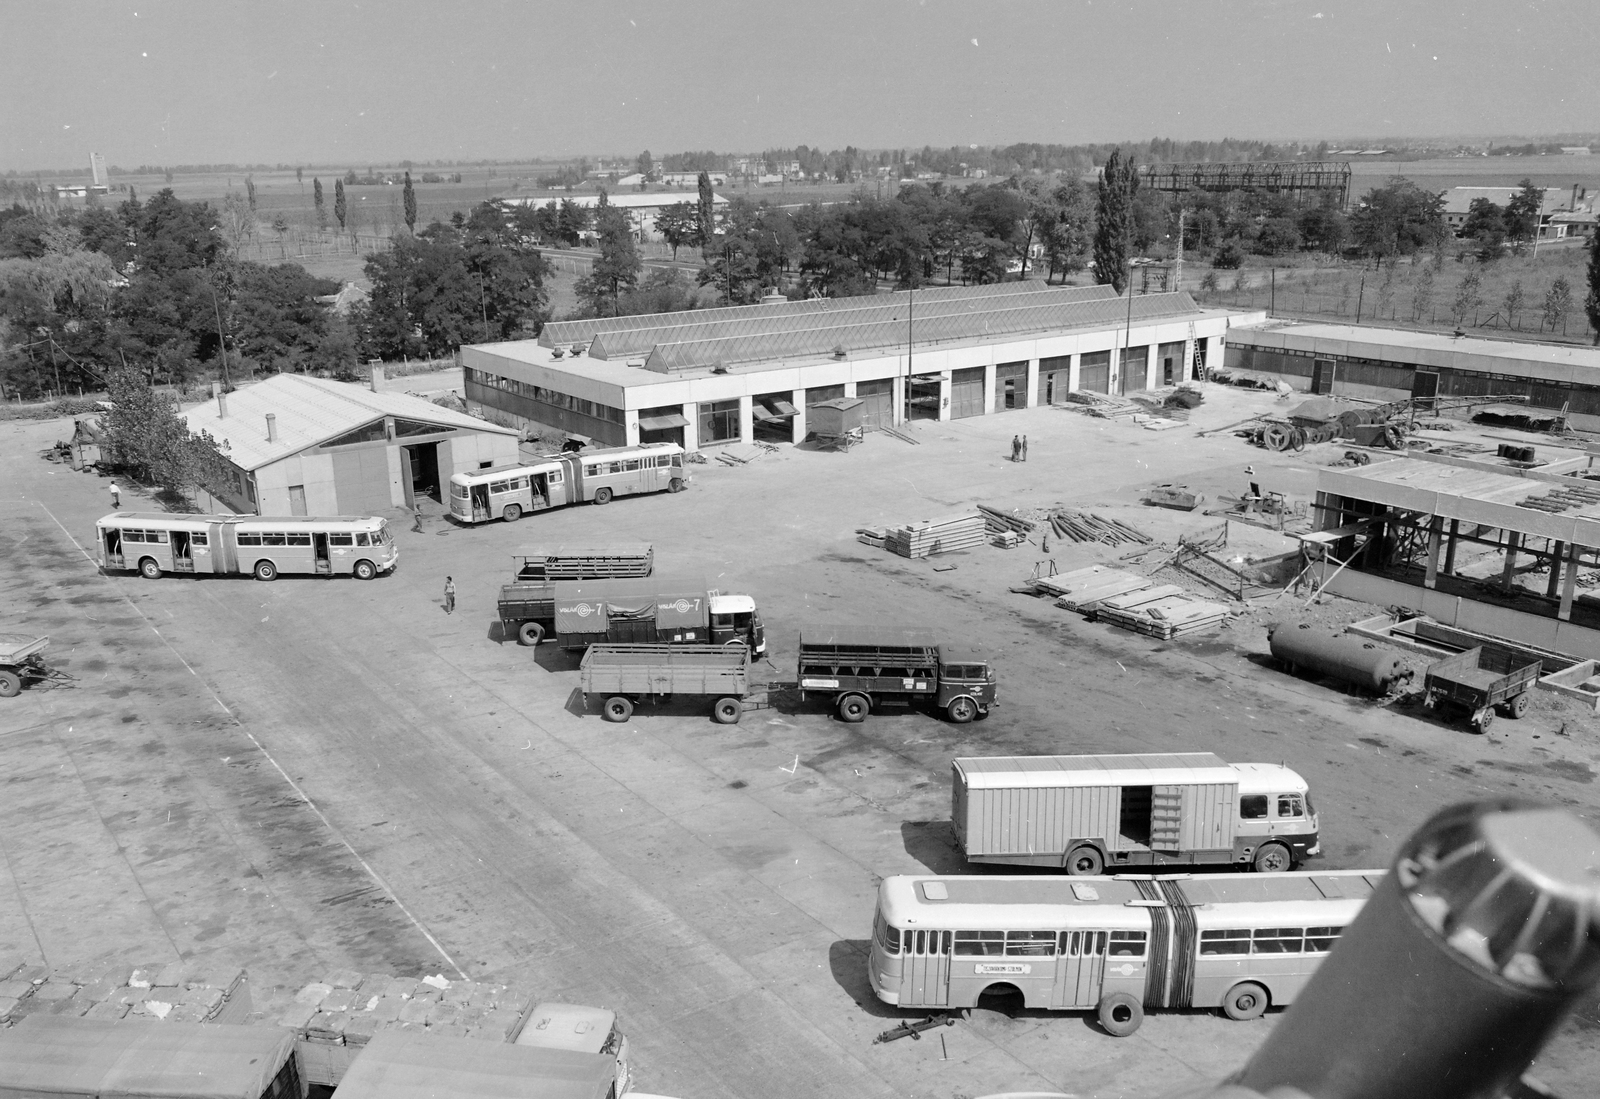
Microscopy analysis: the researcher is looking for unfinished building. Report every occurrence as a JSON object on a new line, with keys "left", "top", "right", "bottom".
{"left": 1138, "top": 162, "right": 1352, "bottom": 208}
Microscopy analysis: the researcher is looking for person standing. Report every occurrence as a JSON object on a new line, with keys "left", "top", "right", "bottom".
{"left": 109, "top": 481, "right": 121, "bottom": 509}
{"left": 1011, "top": 435, "right": 1021, "bottom": 462}
{"left": 1021, "top": 435, "right": 1028, "bottom": 462}
{"left": 443, "top": 576, "right": 456, "bottom": 615}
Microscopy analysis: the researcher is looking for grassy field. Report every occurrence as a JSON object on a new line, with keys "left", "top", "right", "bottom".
{"left": 1348, "top": 155, "right": 1600, "bottom": 197}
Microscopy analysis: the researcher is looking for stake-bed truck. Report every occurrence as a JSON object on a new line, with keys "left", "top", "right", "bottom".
{"left": 580, "top": 643, "right": 751, "bottom": 724}
{"left": 952, "top": 752, "right": 1321, "bottom": 874}
{"left": 797, "top": 625, "right": 996, "bottom": 723}
{"left": 496, "top": 545, "right": 654, "bottom": 645}
{"left": 501, "top": 574, "right": 765, "bottom": 653}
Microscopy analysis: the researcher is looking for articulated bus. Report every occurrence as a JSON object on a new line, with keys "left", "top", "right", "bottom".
{"left": 96, "top": 512, "right": 398, "bottom": 581}
{"left": 869, "top": 870, "right": 1382, "bottom": 1036}
{"left": 449, "top": 443, "right": 688, "bottom": 525}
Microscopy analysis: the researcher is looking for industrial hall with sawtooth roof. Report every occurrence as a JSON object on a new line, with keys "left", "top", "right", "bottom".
{"left": 460, "top": 281, "right": 1265, "bottom": 450}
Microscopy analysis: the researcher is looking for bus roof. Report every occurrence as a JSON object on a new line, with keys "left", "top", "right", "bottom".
{"left": 514, "top": 1003, "right": 617, "bottom": 1054}
{"left": 97, "top": 512, "right": 385, "bottom": 528}
{"left": 954, "top": 753, "right": 1236, "bottom": 790}
{"left": 0, "top": 1015, "right": 295, "bottom": 1099}
{"left": 798, "top": 625, "right": 940, "bottom": 649}
{"left": 335, "top": 1030, "right": 614, "bottom": 1099}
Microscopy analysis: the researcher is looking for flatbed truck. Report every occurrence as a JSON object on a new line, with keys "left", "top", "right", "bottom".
{"left": 580, "top": 643, "right": 751, "bottom": 723}
{"left": 796, "top": 625, "right": 996, "bottom": 723}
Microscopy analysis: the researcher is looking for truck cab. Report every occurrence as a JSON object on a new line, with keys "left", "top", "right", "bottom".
{"left": 709, "top": 594, "right": 766, "bottom": 655}
{"left": 934, "top": 645, "right": 997, "bottom": 723}
{"left": 1231, "top": 762, "right": 1320, "bottom": 871}
{"left": 515, "top": 1002, "right": 629, "bottom": 1097}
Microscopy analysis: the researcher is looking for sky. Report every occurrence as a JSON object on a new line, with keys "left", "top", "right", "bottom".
{"left": 4, "top": 0, "right": 1598, "bottom": 173}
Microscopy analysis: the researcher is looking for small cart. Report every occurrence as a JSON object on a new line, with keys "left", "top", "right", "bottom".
{"left": 1421, "top": 646, "right": 1542, "bottom": 733}
{"left": 0, "top": 634, "right": 74, "bottom": 698}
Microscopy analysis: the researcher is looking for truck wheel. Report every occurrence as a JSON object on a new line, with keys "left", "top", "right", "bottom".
{"left": 0, "top": 670, "right": 21, "bottom": 698}
{"left": 945, "top": 696, "right": 977, "bottom": 724}
{"left": 837, "top": 694, "right": 869, "bottom": 723}
{"left": 353, "top": 559, "right": 377, "bottom": 580}
{"left": 517, "top": 621, "right": 545, "bottom": 646}
{"left": 668, "top": 477, "right": 685, "bottom": 493}
{"left": 603, "top": 696, "right": 633, "bottom": 722}
{"left": 1253, "top": 843, "right": 1291, "bottom": 873}
{"left": 1097, "top": 992, "right": 1143, "bottom": 1037}
{"left": 502, "top": 503, "right": 522, "bottom": 522}
{"left": 712, "top": 697, "right": 743, "bottom": 725}
{"left": 593, "top": 487, "right": 613, "bottom": 505}
{"left": 1065, "top": 845, "right": 1104, "bottom": 876}
{"left": 139, "top": 557, "right": 162, "bottom": 579}
{"left": 1472, "top": 708, "right": 1494, "bottom": 734}
{"left": 253, "top": 560, "right": 277, "bottom": 582}
{"left": 1506, "top": 691, "right": 1531, "bottom": 719}
{"left": 1222, "top": 982, "right": 1269, "bottom": 1021}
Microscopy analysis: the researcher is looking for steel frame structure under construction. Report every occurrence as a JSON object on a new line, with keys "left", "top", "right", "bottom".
{"left": 1139, "top": 162, "right": 1352, "bottom": 208}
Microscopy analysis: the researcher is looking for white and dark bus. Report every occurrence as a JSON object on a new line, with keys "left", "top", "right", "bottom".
{"left": 96, "top": 513, "right": 398, "bottom": 581}
{"left": 448, "top": 443, "right": 687, "bottom": 525}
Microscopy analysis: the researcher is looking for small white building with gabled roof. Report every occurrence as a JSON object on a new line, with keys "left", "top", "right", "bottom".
{"left": 183, "top": 373, "right": 519, "bottom": 515}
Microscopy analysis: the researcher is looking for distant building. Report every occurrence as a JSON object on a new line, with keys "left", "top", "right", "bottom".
{"left": 1560, "top": 146, "right": 1592, "bottom": 156}
{"left": 1440, "top": 186, "right": 1581, "bottom": 238}
{"left": 89, "top": 153, "right": 107, "bottom": 188}
{"left": 661, "top": 171, "right": 726, "bottom": 187}
{"left": 314, "top": 282, "right": 371, "bottom": 315}
{"left": 505, "top": 191, "right": 727, "bottom": 242}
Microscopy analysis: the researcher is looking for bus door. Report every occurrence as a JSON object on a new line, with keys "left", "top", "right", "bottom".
{"left": 102, "top": 527, "right": 124, "bottom": 570}
{"left": 471, "top": 483, "right": 490, "bottom": 522}
{"left": 531, "top": 472, "right": 550, "bottom": 510}
{"left": 313, "top": 533, "right": 332, "bottom": 576}
{"left": 1052, "top": 930, "right": 1108, "bottom": 1008}
{"left": 904, "top": 929, "right": 950, "bottom": 1007}
{"left": 170, "top": 530, "right": 195, "bottom": 573}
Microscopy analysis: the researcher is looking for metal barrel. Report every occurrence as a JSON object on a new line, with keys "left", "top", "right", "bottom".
{"left": 1268, "top": 624, "right": 1409, "bottom": 693}
{"left": 1235, "top": 799, "right": 1600, "bottom": 1099}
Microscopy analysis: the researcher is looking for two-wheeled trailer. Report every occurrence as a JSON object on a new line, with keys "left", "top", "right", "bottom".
{"left": 579, "top": 643, "right": 753, "bottom": 724}
{"left": 0, "top": 634, "right": 75, "bottom": 698}
{"left": 1421, "top": 646, "right": 1542, "bottom": 733}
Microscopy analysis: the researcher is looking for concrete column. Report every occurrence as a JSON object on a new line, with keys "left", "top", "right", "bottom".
{"left": 1143, "top": 344, "right": 1159, "bottom": 389}
{"left": 1424, "top": 517, "right": 1443, "bottom": 589}
{"left": 1547, "top": 541, "right": 1566, "bottom": 599}
{"left": 891, "top": 375, "right": 905, "bottom": 426}
{"left": 624, "top": 410, "right": 641, "bottom": 448}
{"left": 1025, "top": 359, "right": 1040, "bottom": 408}
{"left": 791, "top": 389, "right": 807, "bottom": 443}
{"left": 1560, "top": 543, "right": 1580, "bottom": 621}
{"left": 982, "top": 362, "right": 997, "bottom": 415}
{"left": 938, "top": 373, "right": 952, "bottom": 421}
{"left": 1500, "top": 531, "right": 1520, "bottom": 592}
{"left": 1069, "top": 353, "right": 1082, "bottom": 391}
{"left": 1444, "top": 519, "right": 1460, "bottom": 575}
{"left": 737, "top": 395, "right": 753, "bottom": 444}
{"left": 842, "top": 380, "right": 857, "bottom": 398}
{"left": 681, "top": 401, "right": 699, "bottom": 452}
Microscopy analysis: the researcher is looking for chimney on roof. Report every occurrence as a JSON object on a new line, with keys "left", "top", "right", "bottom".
{"left": 265, "top": 413, "right": 278, "bottom": 443}
{"left": 370, "top": 365, "right": 385, "bottom": 392}
{"left": 213, "top": 382, "right": 227, "bottom": 419}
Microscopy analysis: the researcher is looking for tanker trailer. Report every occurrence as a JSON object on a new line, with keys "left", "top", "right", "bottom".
{"left": 1268, "top": 622, "right": 1412, "bottom": 694}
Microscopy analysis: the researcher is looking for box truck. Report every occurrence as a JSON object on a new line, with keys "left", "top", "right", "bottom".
{"left": 952, "top": 751, "right": 1319, "bottom": 874}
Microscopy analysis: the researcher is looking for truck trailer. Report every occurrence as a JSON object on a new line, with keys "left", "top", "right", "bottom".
{"left": 797, "top": 625, "right": 996, "bottom": 723}
{"left": 579, "top": 643, "right": 751, "bottom": 723}
{"left": 952, "top": 751, "right": 1320, "bottom": 874}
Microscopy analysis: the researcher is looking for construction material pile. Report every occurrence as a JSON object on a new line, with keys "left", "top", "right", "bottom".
{"left": 1024, "top": 565, "right": 1233, "bottom": 639}
{"left": 885, "top": 512, "right": 986, "bottom": 557}
{"left": 713, "top": 442, "right": 778, "bottom": 466}
{"left": 0, "top": 958, "right": 248, "bottom": 1025}
{"left": 1064, "top": 391, "right": 1142, "bottom": 419}
{"left": 1048, "top": 509, "right": 1153, "bottom": 547}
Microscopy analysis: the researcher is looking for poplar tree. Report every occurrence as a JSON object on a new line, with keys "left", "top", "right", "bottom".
{"left": 1093, "top": 149, "right": 1138, "bottom": 294}
{"left": 402, "top": 172, "right": 417, "bottom": 233}
{"left": 696, "top": 170, "right": 715, "bottom": 256}
{"left": 334, "top": 179, "right": 347, "bottom": 230}
{"left": 1586, "top": 228, "right": 1600, "bottom": 344}
{"left": 312, "top": 178, "right": 326, "bottom": 229}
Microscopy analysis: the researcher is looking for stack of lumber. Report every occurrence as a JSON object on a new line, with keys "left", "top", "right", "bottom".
{"left": 885, "top": 512, "right": 986, "bottom": 558}
{"left": 1066, "top": 390, "right": 1143, "bottom": 419}
{"left": 713, "top": 443, "right": 768, "bottom": 466}
{"left": 1049, "top": 509, "right": 1154, "bottom": 547}
{"left": 992, "top": 530, "right": 1021, "bottom": 549}
{"left": 978, "top": 504, "right": 1038, "bottom": 536}
{"left": 1030, "top": 565, "right": 1154, "bottom": 611}
{"left": 856, "top": 527, "right": 887, "bottom": 548}
{"left": 1093, "top": 589, "right": 1233, "bottom": 640}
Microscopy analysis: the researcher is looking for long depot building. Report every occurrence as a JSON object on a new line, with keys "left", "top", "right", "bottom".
{"left": 461, "top": 282, "right": 1263, "bottom": 450}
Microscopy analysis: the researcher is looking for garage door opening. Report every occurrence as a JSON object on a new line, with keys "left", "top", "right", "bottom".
{"left": 906, "top": 375, "right": 941, "bottom": 421}
{"left": 401, "top": 442, "right": 441, "bottom": 506}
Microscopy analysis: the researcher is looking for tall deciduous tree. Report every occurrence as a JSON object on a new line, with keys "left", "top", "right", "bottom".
{"left": 1543, "top": 275, "right": 1572, "bottom": 334}
{"left": 245, "top": 175, "right": 257, "bottom": 212}
{"left": 402, "top": 172, "right": 417, "bottom": 233}
{"left": 333, "top": 179, "right": 347, "bottom": 230}
{"left": 1453, "top": 270, "right": 1484, "bottom": 325}
{"left": 312, "top": 178, "right": 326, "bottom": 230}
{"left": 1585, "top": 228, "right": 1600, "bottom": 344}
{"left": 1503, "top": 179, "right": 1545, "bottom": 247}
{"left": 654, "top": 202, "right": 701, "bottom": 261}
{"left": 1093, "top": 149, "right": 1138, "bottom": 293}
{"left": 1350, "top": 178, "right": 1445, "bottom": 265}
{"left": 575, "top": 202, "right": 642, "bottom": 316}
{"left": 102, "top": 360, "right": 233, "bottom": 502}
{"left": 696, "top": 171, "right": 715, "bottom": 255}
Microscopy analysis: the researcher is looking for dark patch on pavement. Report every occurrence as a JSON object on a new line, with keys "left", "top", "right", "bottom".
{"left": 726, "top": 780, "right": 747, "bottom": 789}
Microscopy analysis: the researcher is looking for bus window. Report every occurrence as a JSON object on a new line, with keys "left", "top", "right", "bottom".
{"left": 1252, "top": 928, "right": 1304, "bottom": 954}
{"left": 263, "top": 532, "right": 287, "bottom": 546}
{"left": 875, "top": 915, "right": 900, "bottom": 955}
{"left": 287, "top": 533, "right": 312, "bottom": 546}
{"left": 1277, "top": 794, "right": 1306, "bottom": 818}
{"left": 941, "top": 930, "right": 952, "bottom": 954}
{"left": 1305, "top": 926, "right": 1343, "bottom": 953}
{"left": 549, "top": 469, "right": 563, "bottom": 483}
{"left": 1109, "top": 931, "right": 1147, "bottom": 957}
{"left": 623, "top": 459, "right": 640, "bottom": 471}
{"left": 954, "top": 930, "right": 1005, "bottom": 957}
{"left": 149, "top": 530, "right": 169, "bottom": 543}
{"left": 329, "top": 533, "right": 354, "bottom": 547}
{"left": 1094, "top": 932, "right": 1107, "bottom": 956}
{"left": 191, "top": 531, "right": 207, "bottom": 546}
{"left": 355, "top": 533, "right": 371, "bottom": 546}
{"left": 1200, "top": 930, "right": 1251, "bottom": 955}
{"left": 238, "top": 532, "right": 262, "bottom": 546}
{"left": 1005, "top": 931, "right": 1056, "bottom": 957}
{"left": 1240, "top": 795, "right": 1269, "bottom": 820}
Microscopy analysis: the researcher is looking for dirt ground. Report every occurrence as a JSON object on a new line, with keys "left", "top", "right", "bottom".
{"left": 3, "top": 383, "right": 1599, "bottom": 1099}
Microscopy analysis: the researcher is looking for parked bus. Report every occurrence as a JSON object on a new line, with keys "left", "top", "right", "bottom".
{"left": 449, "top": 443, "right": 688, "bottom": 524}
{"left": 868, "top": 869, "right": 1381, "bottom": 1036}
{"left": 96, "top": 512, "right": 398, "bottom": 581}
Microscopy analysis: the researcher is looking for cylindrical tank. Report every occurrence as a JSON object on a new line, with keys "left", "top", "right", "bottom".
{"left": 1268, "top": 623, "right": 1410, "bottom": 693}
{"left": 1235, "top": 799, "right": 1600, "bottom": 1099}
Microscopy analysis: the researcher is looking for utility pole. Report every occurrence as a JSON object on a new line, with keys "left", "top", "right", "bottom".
{"left": 209, "top": 277, "right": 232, "bottom": 390}
{"left": 1174, "top": 208, "right": 1185, "bottom": 291}
{"left": 904, "top": 285, "right": 914, "bottom": 424}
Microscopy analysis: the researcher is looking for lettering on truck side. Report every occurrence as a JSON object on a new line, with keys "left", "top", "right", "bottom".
{"left": 802, "top": 678, "right": 840, "bottom": 689}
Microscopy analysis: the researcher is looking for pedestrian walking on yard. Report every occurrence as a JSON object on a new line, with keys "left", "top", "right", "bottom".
{"left": 109, "top": 482, "right": 120, "bottom": 509}
{"left": 444, "top": 575, "right": 456, "bottom": 615}
{"left": 1021, "top": 435, "right": 1028, "bottom": 462}
{"left": 1011, "top": 435, "right": 1021, "bottom": 462}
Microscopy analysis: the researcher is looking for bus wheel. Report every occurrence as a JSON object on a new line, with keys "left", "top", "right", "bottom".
{"left": 1222, "top": 982, "right": 1269, "bottom": 1021}
{"left": 517, "top": 621, "right": 545, "bottom": 646}
{"left": 0, "top": 670, "right": 22, "bottom": 698}
{"left": 593, "top": 487, "right": 613, "bottom": 505}
{"left": 668, "top": 477, "right": 684, "bottom": 493}
{"left": 1065, "top": 845, "right": 1104, "bottom": 876}
{"left": 138, "top": 557, "right": 162, "bottom": 580}
{"left": 503, "top": 504, "right": 522, "bottom": 522}
{"left": 1253, "top": 842, "right": 1291, "bottom": 873}
{"left": 352, "top": 559, "right": 377, "bottom": 581}
{"left": 1097, "top": 992, "right": 1143, "bottom": 1037}
{"left": 945, "top": 696, "right": 977, "bottom": 724}
{"left": 253, "top": 560, "right": 278, "bottom": 582}
{"left": 838, "top": 694, "right": 869, "bottom": 723}
{"left": 603, "top": 696, "right": 633, "bottom": 722}
{"left": 712, "top": 697, "right": 743, "bottom": 725}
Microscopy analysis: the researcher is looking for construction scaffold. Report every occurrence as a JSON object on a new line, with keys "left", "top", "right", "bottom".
{"left": 1138, "top": 161, "right": 1353, "bottom": 209}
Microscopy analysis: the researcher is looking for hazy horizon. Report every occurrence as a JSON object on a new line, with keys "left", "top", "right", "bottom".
{"left": 4, "top": 0, "right": 1597, "bottom": 174}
